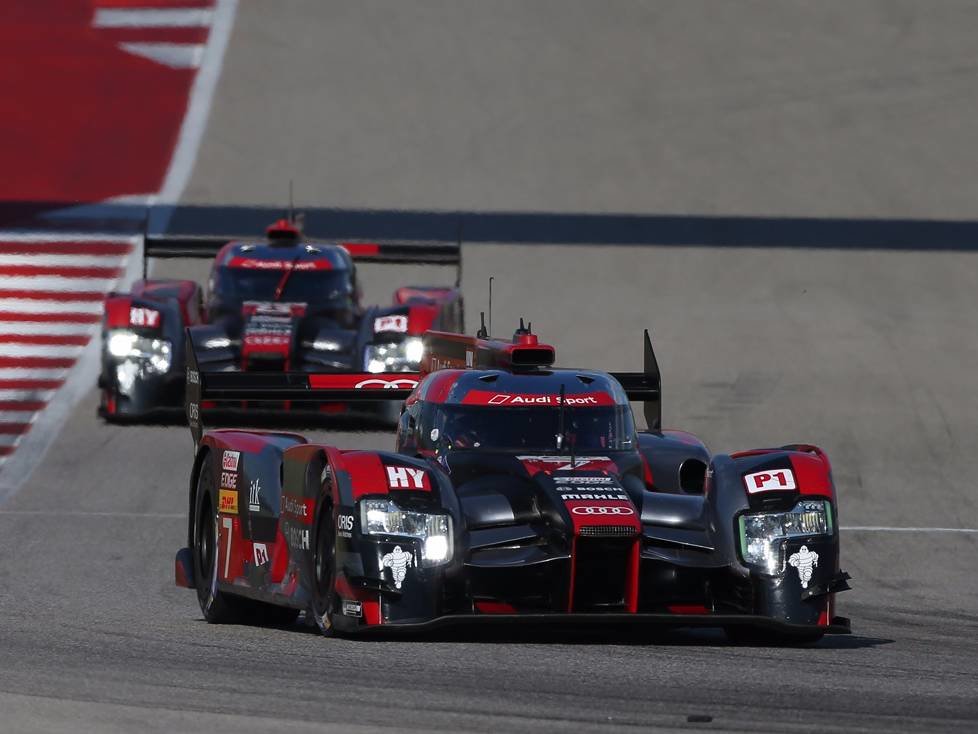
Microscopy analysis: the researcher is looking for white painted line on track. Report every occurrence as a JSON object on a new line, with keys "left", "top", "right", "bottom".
{"left": 0, "top": 276, "right": 119, "bottom": 292}
{"left": 842, "top": 526, "right": 978, "bottom": 533}
{"left": 94, "top": 8, "right": 214, "bottom": 28}
{"left": 0, "top": 368, "right": 69, "bottom": 380}
{"left": 0, "top": 233, "right": 136, "bottom": 243}
{"left": 0, "top": 255, "right": 127, "bottom": 268}
{"left": 0, "top": 344, "right": 84, "bottom": 358}
{"left": 0, "top": 435, "right": 24, "bottom": 447}
{"left": 0, "top": 323, "right": 96, "bottom": 336}
{"left": 0, "top": 412, "right": 38, "bottom": 424}
{"left": 0, "top": 390, "right": 55, "bottom": 402}
{"left": 120, "top": 43, "right": 204, "bottom": 70}
{"left": 0, "top": 300, "right": 105, "bottom": 314}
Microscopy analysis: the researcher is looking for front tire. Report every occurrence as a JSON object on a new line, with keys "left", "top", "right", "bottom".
{"left": 311, "top": 496, "right": 337, "bottom": 635}
{"left": 192, "top": 453, "right": 245, "bottom": 623}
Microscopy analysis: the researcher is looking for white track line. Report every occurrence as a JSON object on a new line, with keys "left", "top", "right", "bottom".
{"left": 120, "top": 43, "right": 204, "bottom": 70}
{"left": 0, "top": 368, "right": 69, "bottom": 380}
{"left": 0, "top": 276, "right": 119, "bottom": 291}
{"left": 0, "top": 301, "right": 105, "bottom": 314}
{"left": 0, "top": 233, "right": 135, "bottom": 243}
{"left": 94, "top": 8, "right": 214, "bottom": 28}
{"left": 842, "top": 526, "right": 978, "bottom": 533}
{"left": 0, "top": 323, "right": 96, "bottom": 336}
{"left": 0, "top": 390, "right": 55, "bottom": 402}
{"left": 0, "top": 345, "right": 84, "bottom": 358}
{"left": 0, "top": 255, "right": 127, "bottom": 268}
{"left": 0, "top": 412, "right": 37, "bottom": 424}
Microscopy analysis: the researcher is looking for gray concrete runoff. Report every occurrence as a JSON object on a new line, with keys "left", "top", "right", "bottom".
{"left": 2, "top": 2, "right": 976, "bottom": 732}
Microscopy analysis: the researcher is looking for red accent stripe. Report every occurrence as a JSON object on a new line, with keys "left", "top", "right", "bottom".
{"left": 667, "top": 604, "right": 710, "bottom": 615}
{"left": 0, "top": 290, "right": 105, "bottom": 302}
{"left": 0, "top": 242, "right": 132, "bottom": 256}
{"left": 0, "top": 334, "right": 90, "bottom": 346}
{"left": 0, "top": 356, "right": 76, "bottom": 368}
{"left": 0, "top": 400, "right": 45, "bottom": 411}
{"left": 0, "top": 312, "right": 100, "bottom": 323}
{"left": 0, "top": 379, "right": 64, "bottom": 389}
{"left": 0, "top": 264, "right": 123, "bottom": 278}
{"left": 474, "top": 601, "right": 517, "bottom": 614}
{"left": 341, "top": 243, "right": 381, "bottom": 256}
{"left": 0, "top": 423, "right": 30, "bottom": 435}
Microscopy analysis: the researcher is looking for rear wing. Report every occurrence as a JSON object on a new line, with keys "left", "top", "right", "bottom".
{"left": 185, "top": 330, "right": 417, "bottom": 447}
{"left": 609, "top": 329, "right": 662, "bottom": 431}
{"left": 146, "top": 233, "right": 460, "bottom": 279}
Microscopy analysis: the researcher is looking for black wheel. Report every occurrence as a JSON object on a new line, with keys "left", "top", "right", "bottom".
{"left": 311, "top": 497, "right": 336, "bottom": 635}
{"left": 192, "top": 453, "right": 246, "bottom": 623}
{"left": 725, "top": 625, "right": 824, "bottom": 646}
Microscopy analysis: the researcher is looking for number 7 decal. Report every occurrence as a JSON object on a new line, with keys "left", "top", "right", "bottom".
{"left": 221, "top": 517, "right": 233, "bottom": 579}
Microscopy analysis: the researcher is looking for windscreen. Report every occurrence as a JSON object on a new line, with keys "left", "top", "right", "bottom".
{"left": 420, "top": 403, "right": 636, "bottom": 453}
{"left": 213, "top": 268, "right": 353, "bottom": 308}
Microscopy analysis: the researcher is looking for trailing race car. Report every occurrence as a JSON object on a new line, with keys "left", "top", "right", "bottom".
{"left": 175, "top": 321, "right": 851, "bottom": 643}
{"left": 98, "top": 217, "right": 462, "bottom": 422}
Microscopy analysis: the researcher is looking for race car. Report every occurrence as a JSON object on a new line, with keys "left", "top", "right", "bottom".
{"left": 98, "top": 217, "right": 462, "bottom": 422}
{"left": 175, "top": 321, "right": 851, "bottom": 643}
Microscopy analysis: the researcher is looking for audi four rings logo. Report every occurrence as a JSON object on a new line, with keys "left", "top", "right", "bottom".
{"left": 354, "top": 378, "right": 419, "bottom": 389}
{"left": 571, "top": 506, "right": 635, "bottom": 516}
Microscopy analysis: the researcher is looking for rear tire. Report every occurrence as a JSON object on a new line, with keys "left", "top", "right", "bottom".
{"left": 193, "top": 453, "right": 246, "bottom": 623}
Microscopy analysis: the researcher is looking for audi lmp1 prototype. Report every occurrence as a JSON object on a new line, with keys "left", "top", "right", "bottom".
{"left": 98, "top": 217, "right": 462, "bottom": 422}
{"left": 175, "top": 322, "right": 851, "bottom": 642}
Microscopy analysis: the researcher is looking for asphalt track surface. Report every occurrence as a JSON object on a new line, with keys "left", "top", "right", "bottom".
{"left": 3, "top": 2, "right": 978, "bottom": 731}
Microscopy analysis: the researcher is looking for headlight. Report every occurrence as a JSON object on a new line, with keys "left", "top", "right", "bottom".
{"left": 739, "top": 500, "right": 832, "bottom": 575}
{"left": 363, "top": 338, "right": 424, "bottom": 373}
{"left": 105, "top": 329, "right": 172, "bottom": 376}
{"left": 359, "top": 499, "right": 453, "bottom": 566}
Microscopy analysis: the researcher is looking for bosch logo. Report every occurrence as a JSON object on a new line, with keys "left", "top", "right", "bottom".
{"left": 354, "top": 378, "right": 419, "bottom": 389}
{"left": 571, "top": 506, "right": 634, "bottom": 516}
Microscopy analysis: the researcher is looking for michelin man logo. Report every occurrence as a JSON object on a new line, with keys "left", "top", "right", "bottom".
{"left": 380, "top": 545, "right": 413, "bottom": 589}
{"left": 788, "top": 545, "right": 819, "bottom": 588}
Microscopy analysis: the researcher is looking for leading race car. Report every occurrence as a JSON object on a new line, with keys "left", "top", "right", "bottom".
{"left": 98, "top": 217, "right": 462, "bottom": 423}
{"left": 175, "top": 321, "right": 851, "bottom": 643}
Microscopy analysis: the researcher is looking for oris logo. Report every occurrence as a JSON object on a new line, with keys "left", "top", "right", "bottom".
{"left": 353, "top": 377, "right": 419, "bottom": 389}
{"left": 571, "top": 506, "right": 634, "bottom": 516}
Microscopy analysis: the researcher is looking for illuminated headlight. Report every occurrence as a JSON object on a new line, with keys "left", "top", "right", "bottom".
{"left": 404, "top": 337, "right": 424, "bottom": 364}
{"left": 105, "top": 329, "right": 172, "bottom": 375}
{"left": 739, "top": 500, "right": 832, "bottom": 575}
{"left": 363, "top": 338, "right": 424, "bottom": 373}
{"left": 359, "top": 499, "right": 453, "bottom": 566}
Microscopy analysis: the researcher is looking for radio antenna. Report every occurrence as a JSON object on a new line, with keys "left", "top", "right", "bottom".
{"left": 488, "top": 276, "right": 494, "bottom": 337}
{"left": 288, "top": 180, "right": 294, "bottom": 222}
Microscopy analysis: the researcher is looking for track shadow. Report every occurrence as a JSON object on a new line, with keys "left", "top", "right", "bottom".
{"left": 275, "top": 613, "right": 893, "bottom": 649}
{"left": 7, "top": 199, "right": 978, "bottom": 251}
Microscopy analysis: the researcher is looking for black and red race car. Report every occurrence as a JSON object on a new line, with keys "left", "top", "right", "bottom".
{"left": 175, "top": 322, "right": 851, "bottom": 642}
{"left": 98, "top": 217, "right": 462, "bottom": 422}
